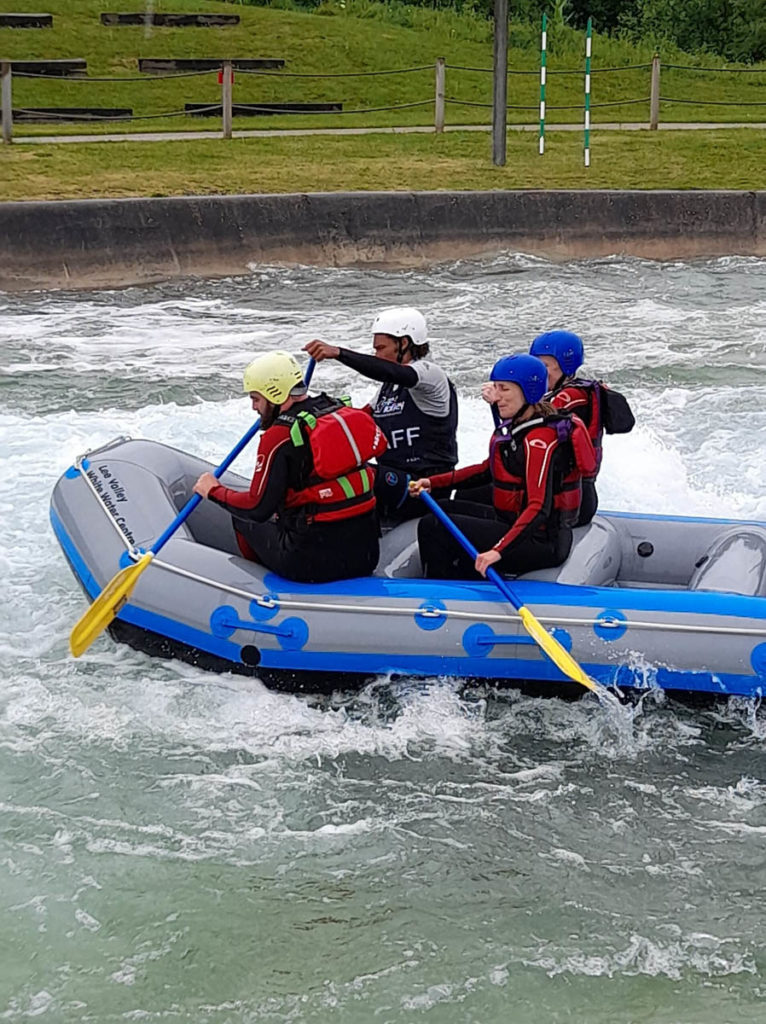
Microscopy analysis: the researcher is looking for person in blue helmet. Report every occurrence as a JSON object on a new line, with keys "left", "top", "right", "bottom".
{"left": 529, "top": 330, "right": 634, "bottom": 526}
{"left": 410, "top": 354, "right": 596, "bottom": 580}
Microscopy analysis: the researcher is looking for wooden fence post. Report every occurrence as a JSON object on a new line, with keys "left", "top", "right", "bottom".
{"left": 650, "top": 53, "right": 660, "bottom": 130}
{"left": 434, "top": 57, "right": 445, "bottom": 133}
{"left": 1, "top": 62, "right": 12, "bottom": 144}
{"left": 221, "top": 59, "right": 233, "bottom": 139}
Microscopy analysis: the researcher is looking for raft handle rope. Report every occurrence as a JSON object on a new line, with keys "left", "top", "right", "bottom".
{"left": 75, "top": 451, "right": 144, "bottom": 563}
{"left": 73, "top": 446, "right": 766, "bottom": 640}
{"left": 148, "top": 555, "right": 766, "bottom": 639}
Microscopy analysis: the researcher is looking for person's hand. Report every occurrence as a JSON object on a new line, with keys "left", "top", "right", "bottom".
{"left": 408, "top": 478, "right": 432, "bottom": 496}
{"left": 193, "top": 472, "right": 218, "bottom": 499}
{"left": 303, "top": 339, "right": 340, "bottom": 362}
{"left": 481, "top": 382, "right": 499, "bottom": 405}
{"left": 475, "top": 548, "right": 502, "bottom": 577}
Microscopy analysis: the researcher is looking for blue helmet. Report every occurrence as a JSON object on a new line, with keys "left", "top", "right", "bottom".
{"left": 529, "top": 330, "right": 584, "bottom": 377}
{"left": 490, "top": 354, "right": 548, "bottom": 404}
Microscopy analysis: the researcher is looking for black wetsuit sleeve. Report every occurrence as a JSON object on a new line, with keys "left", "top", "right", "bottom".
{"left": 337, "top": 348, "right": 419, "bottom": 388}
{"left": 209, "top": 440, "right": 294, "bottom": 523}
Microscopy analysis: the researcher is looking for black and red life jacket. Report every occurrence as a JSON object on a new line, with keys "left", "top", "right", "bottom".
{"left": 548, "top": 377, "right": 604, "bottom": 475}
{"left": 489, "top": 412, "right": 597, "bottom": 529}
{"left": 550, "top": 377, "right": 635, "bottom": 476}
{"left": 281, "top": 395, "right": 388, "bottom": 523}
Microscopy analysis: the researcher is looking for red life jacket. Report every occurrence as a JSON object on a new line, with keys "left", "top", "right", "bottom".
{"left": 489, "top": 412, "right": 596, "bottom": 529}
{"left": 282, "top": 397, "right": 388, "bottom": 523}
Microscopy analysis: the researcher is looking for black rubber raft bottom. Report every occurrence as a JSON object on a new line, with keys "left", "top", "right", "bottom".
{"left": 106, "top": 619, "right": 723, "bottom": 708}
{"left": 107, "top": 619, "right": 593, "bottom": 700}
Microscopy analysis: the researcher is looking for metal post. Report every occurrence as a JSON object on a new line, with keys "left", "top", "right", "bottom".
{"left": 492, "top": 0, "right": 508, "bottom": 166}
{"left": 583, "top": 17, "right": 592, "bottom": 166}
{"left": 221, "top": 59, "right": 233, "bottom": 139}
{"left": 1, "top": 62, "right": 12, "bottom": 145}
{"left": 538, "top": 12, "right": 547, "bottom": 155}
{"left": 649, "top": 53, "right": 660, "bottom": 130}
{"left": 434, "top": 57, "right": 445, "bottom": 133}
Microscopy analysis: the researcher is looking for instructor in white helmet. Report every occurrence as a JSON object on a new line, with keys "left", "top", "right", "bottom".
{"left": 304, "top": 307, "right": 458, "bottom": 522}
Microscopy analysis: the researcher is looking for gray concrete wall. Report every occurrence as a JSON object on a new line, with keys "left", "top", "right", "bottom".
{"left": 1, "top": 190, "right": 764, "bottom": 291}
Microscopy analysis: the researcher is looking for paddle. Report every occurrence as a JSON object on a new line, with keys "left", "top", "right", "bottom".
{"left": 418, "top": 490, "right": 600, "bottom": 695}
{"left": 69, "top": 357, "right": 317, "bottom": 658}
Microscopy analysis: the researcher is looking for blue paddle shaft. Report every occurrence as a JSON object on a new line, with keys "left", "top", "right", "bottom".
{"left": 150, "top": 357, "right": 316, "bottom": 557}
{"left": 419, "top": 489, "right": 522, "bottom": 612}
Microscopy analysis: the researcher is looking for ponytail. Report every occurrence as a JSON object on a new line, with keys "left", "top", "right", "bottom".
{"left": 530, "top": 400, "right": 556, "bottom": 418}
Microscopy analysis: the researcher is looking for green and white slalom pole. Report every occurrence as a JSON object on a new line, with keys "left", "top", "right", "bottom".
{"left": 538, "top": 11, "right": 547, "bottom": 155}
{"left": 584, "top": 16, "right": 592, "bottom": 166}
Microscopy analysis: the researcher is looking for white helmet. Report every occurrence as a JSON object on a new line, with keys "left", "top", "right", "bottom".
{"left": 371, "top": 306, "right": 427, "bottom": 345}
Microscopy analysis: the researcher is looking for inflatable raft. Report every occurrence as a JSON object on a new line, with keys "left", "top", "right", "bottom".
{"left": 50, "top": 437, "right": 766, "bottom": 700}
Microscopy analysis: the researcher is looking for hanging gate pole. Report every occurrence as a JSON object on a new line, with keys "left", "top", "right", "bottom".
{"left": 583, "top": 16, "right": 592, "bottom": 166}
{"left": 538, "top": 12, "right": 547, "bottom": 155}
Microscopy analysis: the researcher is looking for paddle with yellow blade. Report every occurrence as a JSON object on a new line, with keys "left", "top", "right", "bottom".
{"left": 419, "top": 490, "right": 602, "bottom": 696}
{"left": 69, "top": 357, "right": 317, "bottom": 658}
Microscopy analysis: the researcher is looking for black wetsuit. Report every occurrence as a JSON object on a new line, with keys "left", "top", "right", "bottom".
{"left": 337, "top": 348, "right": 458, "bottom": 521}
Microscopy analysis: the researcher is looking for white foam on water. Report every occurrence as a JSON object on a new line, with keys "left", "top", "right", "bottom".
{"left": 2, "top": 254, "right": 766, "bottom": 1023}
{"left": 523, "top": 930, "right": 757, "bottom": 980}
{"left": 1, "top": 253, "right": 766, "bottom": 770}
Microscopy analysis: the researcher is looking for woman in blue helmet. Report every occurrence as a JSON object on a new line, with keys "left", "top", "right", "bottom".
{"left": 410, "top": 355, "right": 596, "bottom": 580}
{"left": 529, "top": 330, "right": 634, "bottom": 526}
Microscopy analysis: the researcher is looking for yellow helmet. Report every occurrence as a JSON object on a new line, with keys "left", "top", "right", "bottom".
{"left": 242, "top": 351, "right": 304, "bottom": 404}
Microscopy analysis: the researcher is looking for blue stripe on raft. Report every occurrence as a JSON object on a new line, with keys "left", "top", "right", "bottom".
{"left": 253, "top": 648, "right": 763, "bottom": 698}
{"left": 50, "top": 507, "right": 766, "bottom": 698}
{"left": 262, "top": 569, "right": 766, "bottom": 619}
{"left": 50, "top": 507, "right": 244, "bottom": 665}
{"left": 602, "top": 508, "right": 766, "bottom": 528}
{"left": 117, "top": 603, "right": 246, "bottom": 664}
{"left": 50, "top": 507, "right": 101, "bottom": 601}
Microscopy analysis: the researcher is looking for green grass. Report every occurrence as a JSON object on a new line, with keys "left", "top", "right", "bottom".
{"left": 2, "top": 129, "right": 765, "bottom": 201}
{"left": 1, "top": 0, "right": 766, "bottom": 139}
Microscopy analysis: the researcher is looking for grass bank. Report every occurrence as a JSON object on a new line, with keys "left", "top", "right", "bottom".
{"left": 1, "top": 0, "right": 765, "bottom": 139}
{"left": 2, "top": 129, "right": 765, "bottom": 201}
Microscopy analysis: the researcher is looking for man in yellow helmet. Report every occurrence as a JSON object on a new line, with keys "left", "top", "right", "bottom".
{"left": 193, "top": 351, "right": 386, "bottom": 583}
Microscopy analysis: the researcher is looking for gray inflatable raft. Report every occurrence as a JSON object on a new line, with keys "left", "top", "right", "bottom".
{"left": 50, "top": 437, "right": 766, "bottom": 699}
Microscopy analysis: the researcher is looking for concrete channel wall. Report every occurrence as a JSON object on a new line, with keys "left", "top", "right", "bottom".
{"left": 1, "top": 190, "right": 765, "bottom": 291}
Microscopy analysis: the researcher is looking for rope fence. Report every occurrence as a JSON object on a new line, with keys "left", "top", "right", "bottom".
{"left": 447, "top": 62, "right": 652, "bottom": 75}
{"left": 235, "top": 65, "right": 433, "bottom": 78}
{"left": 446, "top": 96, "right": 651, "bottom": 110}
{"left": 1, "top": 48, "right": 764, "bottom": 152}
{"left": 663, "top": 63, "right": 766, "bottom": 73}
{"left": 661, "top": 97, "right": 766, "bottom": 106}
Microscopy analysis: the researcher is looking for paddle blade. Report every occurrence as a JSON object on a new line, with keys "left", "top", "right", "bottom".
{"left": 518, "top": 605, "right": 599, "bottom": 694}
{"left": 69, "top": 552, "right": 153, "bottom": 658}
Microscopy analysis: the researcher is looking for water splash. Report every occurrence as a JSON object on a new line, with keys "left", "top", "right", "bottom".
{"left": 2, "top": 253, "right": 766, "bottom": 1022}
